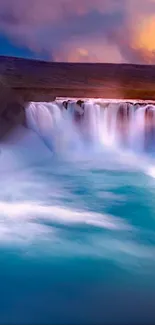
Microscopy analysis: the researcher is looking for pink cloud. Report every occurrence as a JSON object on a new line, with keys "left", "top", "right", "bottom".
{"left": 54, "top": 36, "right": 125, "bottom": 63}
{"left": 0, "top": 0, "right": 155, "bottom": 63}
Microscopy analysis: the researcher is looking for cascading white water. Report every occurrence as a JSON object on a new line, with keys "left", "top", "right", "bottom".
{"left": 2, "top": 97, "right": 155, "bottom": 325}
{"left": 25, "top": 100, "right": 155, "bottom": 155}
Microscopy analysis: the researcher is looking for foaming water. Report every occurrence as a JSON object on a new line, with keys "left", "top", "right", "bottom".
{"left": 1, "top": 100, "right": 155, "bottom": 324}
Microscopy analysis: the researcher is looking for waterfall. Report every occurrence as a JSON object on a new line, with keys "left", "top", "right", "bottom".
{"left": 25, "top": 100, "right": 155, "bottom": 155}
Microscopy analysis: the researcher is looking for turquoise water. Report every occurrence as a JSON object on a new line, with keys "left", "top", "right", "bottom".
{"left": 1, "top": 122, "right": 155, "bottom": 324}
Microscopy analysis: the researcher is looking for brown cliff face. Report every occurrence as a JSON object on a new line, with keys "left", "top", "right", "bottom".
{"left": 0, "top": 56, "right": 155, "bottom": 101}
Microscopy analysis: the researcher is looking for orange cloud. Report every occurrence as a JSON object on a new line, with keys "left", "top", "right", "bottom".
{"left": 130, "top": 14, "right": 155, "bottom": 63}
{"left": 1, "top": 0, "right": 155, "bottom": 64}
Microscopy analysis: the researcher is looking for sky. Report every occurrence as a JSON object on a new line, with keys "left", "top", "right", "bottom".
{"left": 0, "top": 0, "right": 155, "bottom": 63}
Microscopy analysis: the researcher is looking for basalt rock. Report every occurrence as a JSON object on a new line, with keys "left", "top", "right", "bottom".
{"left": 0, "top": 82, "right": 26, "bottom": 139}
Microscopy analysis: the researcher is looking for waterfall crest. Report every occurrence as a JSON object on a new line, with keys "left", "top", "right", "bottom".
{"left": 25, "top": 100, "right": 155, "bottom": 155}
